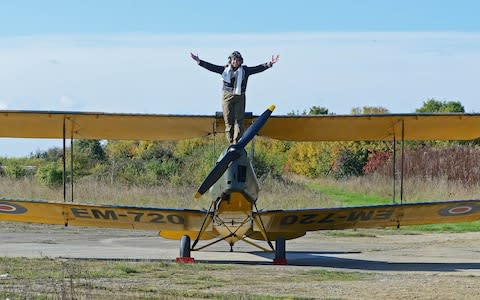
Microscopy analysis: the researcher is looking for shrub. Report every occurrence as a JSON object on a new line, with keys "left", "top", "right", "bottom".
{"left": 4, "top": 161, "right": 28, "bottom": 179}
{"left": 183, "top": 144, "right": 218, "bottom": 185}
{"left": 363, "top": 151, "right": 392, "bottom": 174}
{"left": 36, "top": 162, "right": 64, "bottom": 187}
{"left": 251, "top": 138, "right": 288, "bottom": 178}
{"left": 137, "top": 141, "right": 176, "bottom": 160}
{"left": 116, "top": 161, "right": 142, "bottom": 185}
{"left": 333, "top": 149, "right": 368, "bottom": 179}
{"left": 286, "top": 142, "right": 335, "bottom": 177}
{"left": 141, "top": 158, "right": 179, "bottom": 185}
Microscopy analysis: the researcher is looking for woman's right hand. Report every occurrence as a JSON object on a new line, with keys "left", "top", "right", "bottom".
{"left": 190, "top": 53, "right": 200, "bottom": 63}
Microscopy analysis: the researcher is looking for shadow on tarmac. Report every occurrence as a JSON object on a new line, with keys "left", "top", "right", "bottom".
{"left": 197, "top": 251, "right": 480, "bottom": 272}
{"left": 61, "top": 250, "right": 480, "bottom": 273}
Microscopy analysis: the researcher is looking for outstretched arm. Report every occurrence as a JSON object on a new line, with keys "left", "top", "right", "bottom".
{"left": 190, "top": 52, "right": 224, "bottom": 74}
{"left": 246, "top": 54, "right": 280, "bottom": 75}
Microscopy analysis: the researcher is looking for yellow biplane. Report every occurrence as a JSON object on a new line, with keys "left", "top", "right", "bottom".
{"left": 0, "top": 106, "right": 480, "bottom": 264}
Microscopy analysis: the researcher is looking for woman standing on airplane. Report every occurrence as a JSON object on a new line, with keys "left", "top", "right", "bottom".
{"left": 191, "top": 51, "right": 279, "bottom": 144}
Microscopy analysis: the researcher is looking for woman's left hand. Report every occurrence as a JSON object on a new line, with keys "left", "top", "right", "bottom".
{"left": 269, "top": 55, "right": 280, "bottom": 67}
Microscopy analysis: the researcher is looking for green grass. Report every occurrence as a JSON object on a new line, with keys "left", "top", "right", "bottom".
{"left": 306, "top": 182, "right": 394, "bottom": 206}
{"left": 301, "top": 269, "right": 371, "bottom": 281}
{"left": 0, "top": 257, "right": 367, "bottom": 299}
{"left": 323, "top": 230, "right": 378, "bottom": 238}
{"left": 306, "top": 181, "right": 480, "bottom": 233}
{"left": 399, "top": 220, "right": 480, "bottom": 233}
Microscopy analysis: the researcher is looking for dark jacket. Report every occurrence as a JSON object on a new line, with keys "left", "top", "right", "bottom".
{"left": 199, "top": 60, "right": 271, "bottom": 94}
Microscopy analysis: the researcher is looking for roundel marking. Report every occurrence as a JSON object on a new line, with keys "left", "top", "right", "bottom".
{"left": 0, "top": 204, "right": 16, "bottom": 212}
{"left": 448, "top": 206, "right": 472, "bottom": 215}
{"left": 0, "top": 202, "right": 28, "bottom": 214}
{"left": 438, "top": 204, "right": 479, "bottom": 217}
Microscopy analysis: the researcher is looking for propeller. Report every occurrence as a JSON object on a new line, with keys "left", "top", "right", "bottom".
{"left": 194, "top": 104, "right": 276, "bottom": 199}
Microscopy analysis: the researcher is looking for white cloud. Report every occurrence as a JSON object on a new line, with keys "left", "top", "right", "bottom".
{"left": 0, "top": 101, "right": 7, "bottom": 110}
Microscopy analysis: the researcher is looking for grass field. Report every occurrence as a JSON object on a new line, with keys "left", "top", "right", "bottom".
{"left": 0, "top": 257, "right": 372, "bottom": 299}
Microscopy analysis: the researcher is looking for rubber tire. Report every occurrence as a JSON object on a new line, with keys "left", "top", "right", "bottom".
{"left": 179, "top": 235, "right": 191, "bottom": 258}
{"left": 275, "top": 236, "right": 286, "bottom": 260}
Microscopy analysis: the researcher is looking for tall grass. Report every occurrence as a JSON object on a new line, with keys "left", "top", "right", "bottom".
{"left": 256, "top": 174, "right": 335, "bottom": 209}
{"left": 0, "top": 166, "right": 478, "bottom": 212}
{"left": 0, "top": 174, "right": 332, "bottom": 210}
{"left": 311, "top": 173, "right": 480, "bottom": 203}
{"left": 0, "top": 176, "right": 195, "bottom": 208}
{"left": 375, "top": 145, "right": 480, "bottom": 184}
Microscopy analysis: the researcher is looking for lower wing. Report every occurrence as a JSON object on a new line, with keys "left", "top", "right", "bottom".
{"left": 253, "top": 199, "right": 480, "bottom": 240}
{"left": 0, "top": 198, "right": 216, "bottom": 240}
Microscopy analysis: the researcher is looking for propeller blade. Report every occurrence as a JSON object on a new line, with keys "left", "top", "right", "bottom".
{"left": 194, "top": 148, "right": 241, "bottom": 199}
{"left": 194, "top": 104, "right": 276, "bottom": 199}
{"left": 236, "top": 104, "right": 276, "bottom": 149}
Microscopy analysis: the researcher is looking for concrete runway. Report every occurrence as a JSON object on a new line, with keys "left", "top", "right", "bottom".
{"left": 1, "top": 223, "right": 479, "bottom": 274}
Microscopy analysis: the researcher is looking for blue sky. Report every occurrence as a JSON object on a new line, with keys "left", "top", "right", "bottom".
{"left": 1, "top": 1, "right": 480, "bottom": 156}
{"left": 1, "top": 1, "right": 480, "bottom": 34}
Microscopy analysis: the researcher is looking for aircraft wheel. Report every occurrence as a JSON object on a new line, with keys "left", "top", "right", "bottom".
{"left": 275, "top": 236, "right": 286, "bottom": 260}
{"left": 179, "top": 235, "right": 191, "bottom": 258}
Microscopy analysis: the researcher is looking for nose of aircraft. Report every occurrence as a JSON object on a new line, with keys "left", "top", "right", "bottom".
{"left": 194, "top": 104, "right": 276, "bottom": 199}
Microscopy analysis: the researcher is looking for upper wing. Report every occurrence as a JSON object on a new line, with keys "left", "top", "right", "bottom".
{"left": 260, "top": 114, "right": 480, "bottom": 141}
{"left": 0, "top": 111, "right": 216, "bottom": 140}
{"left": 254, "top": 200, "right": 480, "bottom": 238}
{"left": 2, "top": 110, "right": 480, "bottom": 141}
{"left": 0, "top": 198, "right": 216, "bottom": 240}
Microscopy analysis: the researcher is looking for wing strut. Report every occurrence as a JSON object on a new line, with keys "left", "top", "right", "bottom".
{"left": 62, "top": 118, "right": 67, "bottom": 202}
{"left": 392, "top": 135, "right": 396, "bottom": 203}
{"left": 392, "top": 120, "right": 406, "bottom": 204}
{"left": 62, "top": 118, "right": 75, "bottom": 203}
{"left": 400, "top": 119, "right": 405, "bottom": 204}
{"left": 70, "top": 124, "right": 74, "bottom": 202}
{"left": 212, "top": 120, "right": 217, "bottom": 165}
{"left": 253, "top": 202, "right": 274, "bottom": 251}
{"left": 193, "top": 216, "right": 251, "bottom": 251}
{"left": 191, "top": 201, "right": 215, "bottom": 250}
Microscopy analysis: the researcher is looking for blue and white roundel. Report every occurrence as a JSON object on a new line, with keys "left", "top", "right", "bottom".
{"left": 438, "top": 204, "right": 479, "bottom": 216}
{"left": 0, "top": 202, "right": 27, "bottom": 214}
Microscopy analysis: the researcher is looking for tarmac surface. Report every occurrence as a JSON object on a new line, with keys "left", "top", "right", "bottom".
{"left": 0, "top": 223, "right": 479, "bottom": 274}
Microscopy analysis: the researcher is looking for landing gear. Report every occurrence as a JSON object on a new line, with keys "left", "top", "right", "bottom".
{"left": 176, "top": 235, "right": 195, "bottom": 263}
{"left": 273, "top": 236, "right": 287, "bottom": 265}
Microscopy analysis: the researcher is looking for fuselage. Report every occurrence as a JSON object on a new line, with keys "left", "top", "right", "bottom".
{"left": 209, "top": 148, "right": 259, "bottom": 245}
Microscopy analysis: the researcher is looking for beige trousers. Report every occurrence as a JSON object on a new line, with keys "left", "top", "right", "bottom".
{"left": 222, "top": 92, "right": 246, "bottom": 144}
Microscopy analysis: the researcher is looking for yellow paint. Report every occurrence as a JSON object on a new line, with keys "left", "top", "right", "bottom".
{"left": 0, "top": 199, "right": 212, "bottom": 234}
{"left": 260, "top": 114, "right": 480, "bottom": 141}
{"left": 257, "top": 200, "right": 480, "bottom": 232}
{"left": 217, "top": 192, "right": 252, "bottom": 213}
{"left": 214, "top": 223, "right": 251, "bottom": 245}
{"left": 213, "top": 192, "right": 254, "bottom": 245}
{"left": 247, "top": 231, "right": 306, "bottom": 241}
{"left": 2, "top": 110, "right": 480, "bottom": 141}
{"left": 159, "top": 230, "right": 217, "bottom": 240}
